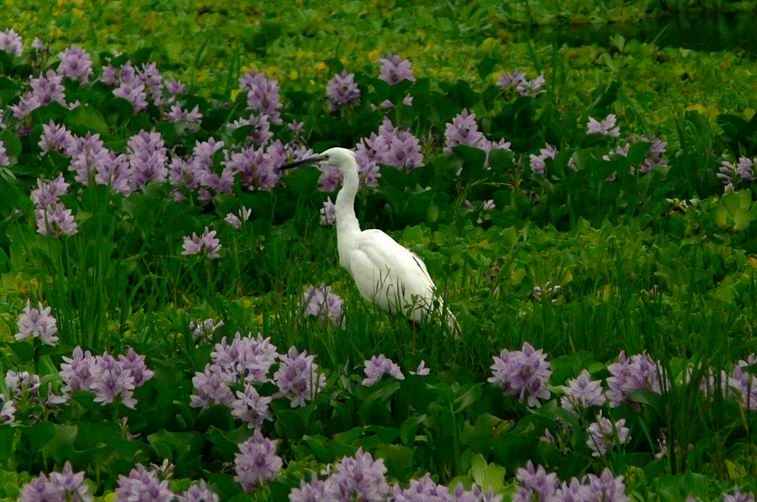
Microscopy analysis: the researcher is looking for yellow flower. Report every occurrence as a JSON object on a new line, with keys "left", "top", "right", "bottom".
{"left": 367, "top": 48, "right": 381, "bottom": 62}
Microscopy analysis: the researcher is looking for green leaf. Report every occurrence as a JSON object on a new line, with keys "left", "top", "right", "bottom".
{"left": 67, "top": 104, "right": 110, "bottom": 135}
{"left": 375, "top": 444, "right": 414, "bottom": 482}
{"left": 399, "top": 414, "right": 426, "bottom": 446}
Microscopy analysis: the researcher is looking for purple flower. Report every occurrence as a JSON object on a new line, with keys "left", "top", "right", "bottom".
{"left": 327, "top": 70, "right": 361, "bottom": 110}
{"left": 289, "top": 474, "right": 327, "bottom": 502}
{"left": 371, "top": 117, "right": 423, "bottom": 171}
{"left": 190, "top": 364, "right": 234, "bottom": 409}
{"left": 274, "top": 347, "right": 326, "bottom": 407}
{"left": 5, "top": 370, "right": 41, "bottom": 399}
{"left": 561, "top": 369, "right": 606, "bottom": 415}
{"left": 497, "top": 72, "right": 545, "bottom": 97}
{"left": 529, "top": 144, "right": 558, "bottom": 177}
{"left": 182, "top": 227, "right": 222, "bottom": 259}
{"left": 320, "top": 197, "right": 336, "bottom": 226}
{"left": 16, "top": 300, "right": 58, "bottom": 345}
{"left": 31, "top": 70, "right": 67, "bottom": 107}
{"left": 411, "top": 360, "right": 430, "bottom": 376}
{"left": 49, "top": 461, "right": 92, "bottom": 501}
{"left": 731, "top": 354, "right": 757, "bottom": 411}
{"left": 60, "top": 346, "right": 97, "bottom": 393}
{"left": 127, "top": 129, "right": 168, "bottom": 189}
{"left": 35, "top": 203, "right": 78, "bottom": 237}
{"left": 180, "top": 480, "right": 219, "bottom": 502}
{"left": 225, "top": 206, "right": 252, "bottom": 229}
{"left": 444, "top": 109, "right": 488, "bottom": 154}
{"left": 723, "top": 490, "right": 755, "bottom": 502}
{"left": 118, "top": 347, "right": 154, "bottom": 387}
{"left": 323, "top": 448, "right": 390, "bottom": 501}
{"left": 224, "top": 145, "right": 279, "bottom": 191}
{"left": 0, "top": 140, "right": 9, "bottom": 167}
{"left": 234, "top": 430, "right": 283, "bottom": 492}
{"left": 288, "top": 121, "right": 305, "bottom": 136}
{"left": 210, "top": 332, "right": 279, "bottom": 384}
{"left": 232, "top": 382, "right": 273, "bottom": 429}
{"left": 229, "top": 114, "right": 273, "bottom": 146}
{"left": 166, "top": 104, "right": 203, "bottom": 132}
{"left": 239, "top": 69, "right": 283, "bottom": 124}
{"left": 513, "top": 461, "right": 558, "bottom": 502}
{"left": 190, "top": 318, "right": 224, "bottom": 345}
{"left": 100, "top": 63, "right": 117, "bottom": 86}
{"left": 362, "top": 354, "right": 405, "bottom": 386}
{"left": 586, "top": 413, "right": 630, "bottom": 457}
{"left": 65, "top": 132, "right": 111, "bottom": 185}
{"left": 585, "top": 469, "right": 629, "bottom": 501}
{"left": 113, "top": 62, "right": 148, "bottom": 112}
{"left": 379, "top": 54, "right": 416, "bottom": 85}
{"left": 166, "top": 78, "right": 186, "bottom": 97}
{"left": 606, "top": 351, "right": 663, "bottom": 408}
{"left": 57, "top": 46, "right": 93, "bottom": 83}
{"left": 0, "top": 29, "right": 22, "bottom": 57}
{"left": 318, "top": 163, "right": 343, "bottom": 192}
{"left": 587, "top": 114, "right": 620, "bottom": 139}
{"left": 392, "top": 473, "right": 450, "bottom": 501}
{"left": 116, "top": 464, "right": 175, "bottom": 502}
{"left": 732, "top": 156, "right": 756, "bottom": 183}
{"left": 488, "top": 341, "right": 552, "bottom": 407}
{"left": 140, "top": 62, "right": 164, "bottom": 106}
{"left": 0, "top": 394, "right": 15, "bottom": 424}
{"left": 301, "top": 284, "right": 344, "bottom": 325}
{"left": 90, "top": 352, "right": 137, "bottom": 408}
{"left": 39, "top": 121, "right": 75, "bottom": 155}
{"left": 10, "top": 93, "right": 40, "bottom": 120}
{"left": 19, "top": 474, "right": 60, "bottom": 502}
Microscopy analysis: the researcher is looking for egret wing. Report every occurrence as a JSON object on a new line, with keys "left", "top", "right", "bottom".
{"left": 349, "top": 229, "right": 437, "bottom": 320}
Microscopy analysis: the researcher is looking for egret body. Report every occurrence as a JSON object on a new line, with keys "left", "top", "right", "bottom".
{"left": 282, "top": 147, "right": 458, "bottom": 332}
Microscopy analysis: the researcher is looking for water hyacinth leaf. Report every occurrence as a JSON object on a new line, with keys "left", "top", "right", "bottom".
{"left": 493, "top": 432, "right": 539, "bottom": 472}
{"left": 0, "top": 130, "right": 21, "bottom": 158}
{"left": 358, "top": 380, "right": 402, "bottom": 425}
{"left": 301, "top": 434, "right": 331, "bottom": 462}
{"left": 9, "top": 341, "right": 33, "bottom": 363}
{"left": 453, "top": 384, "right": 481, "bottom": 413}
{"left": 66, "top": 105, "right": 109, "bottom": 135}
{"left": 376, "top": 444, "right": 414, "bottom": 482}
{"left": 714, "top": 190, "right": 753, "bottom": 232}
{"left": 147, "top": 429, "right": 204, "bottom": 476}
{"left": 0, "top": 426, "right": 15, "bottom": 464}
{"left": 206, "top": 425, "right": 247, "bottom": 461}
{"left": 399, "top": 414, "right": 426, "bottom": 446}
{"left": 470, "top": 453, "right": 487, "bottom": 486}
{"left": 40, "top": 424, "right": 78, "bottom": 464}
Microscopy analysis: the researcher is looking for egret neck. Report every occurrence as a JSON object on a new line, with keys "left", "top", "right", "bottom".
{"left": 335, "top": 159, "right": 361, "bottom": 272}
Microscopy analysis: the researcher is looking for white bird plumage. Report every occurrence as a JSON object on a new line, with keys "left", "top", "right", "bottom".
{"left": 283, "top": 147, "right": 458, "bottom": 332}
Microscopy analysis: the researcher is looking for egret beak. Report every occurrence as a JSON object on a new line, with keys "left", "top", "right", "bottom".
{"left": 278, "top": 155, "right": 326, "bottom": 171}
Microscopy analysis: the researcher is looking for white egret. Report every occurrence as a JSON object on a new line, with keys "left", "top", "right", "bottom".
{"left": 281, "top": 147, "right": 459, "bottom": 333}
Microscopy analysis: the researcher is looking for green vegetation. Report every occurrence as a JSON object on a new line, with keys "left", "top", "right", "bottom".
{"left": 0, "top": 1, "right": 755, "bottom": 500}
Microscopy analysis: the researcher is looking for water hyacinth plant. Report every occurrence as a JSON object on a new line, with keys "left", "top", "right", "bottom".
{"left": 0, "top": 1, "right": 755, "bottom": 499}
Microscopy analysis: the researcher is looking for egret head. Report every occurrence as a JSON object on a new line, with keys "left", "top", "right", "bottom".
{"left": 278, "top": 147, "right": 357, "bottom": 174}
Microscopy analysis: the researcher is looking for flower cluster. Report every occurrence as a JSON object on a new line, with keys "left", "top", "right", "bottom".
{"left": 560, "top": 369, "right": 606, "bottom": 415}
{"left": 234, "top": 430, "right": 283, "bottom": 492}
{"left": 443, "top": 109, "right": 511, "bottom": 167}
{"left": 606, "top": 351, "right": 663, "bottom": 408}
{"left": 231, "top": 383, "right": 273, "bottom": 430}
{"left": 165, "top": 103, "right": 203, "bottom": 132}
{"left": 30, "top": 173, "right": 77, "bottom": 237}
{"left": 320, "top": 197, "right": 336, "bottom": 226}
{"left": 274, "top": 347, "right": 326, "bottom": 407}
{"left": 116, "top": 464, "right": 174, "bottom": 501}
{"left": 240, "top": 69, "right": 283, "bottom": 124}
{"left": 497, "top": 71, "right": 545, "bottom": 96}
{"left": 10, "top": 69, "right": 69, "bottom": 120}
{"left": 353, "top": 117, "right": 422, "bottom": 178}
{"left": 190, "top": 332, "right": 278, "bottom": 409}
{"left": 327, "top": 70, "right": 361, "bottom": 111}
{"left": 182, "top": 226, "right": 222, "bottom": 259}
{"left": 718, "top": 156, "right": 755, "bottom": 192}
{"left": 57, "top": 45, "right": 93, "bottom": 83}
{"left": 59, "top": 346, "right": 154, "bottom": 408}
{"left": 104, "top": 60, "right": 164, "bottom": 111}
{"left": 488, "top": 341, "right": 552, "bottom": 407}
{"left": 225, "top": 206, "right": 252, "bottom": 229}
{"left": 127, "top": 129, "right": 168, "bottom": 190}
{"left": 189, "top": 317, "right": 225, "bottom": 345}
{"left": 587, "top": 114, "right": 621, "bottom": 139}
{"left": 301, "top": 284, "right": 345, "bottom": 325}
{"left": 586, "top": 413, "right": 630, "bottom": 457}
{"left": 0, "top": 28, "right": 23, "bottom": 57}
{"left": 15, "top": 300, "right": 58, "bottom": 345}
{"left": 0, "top": 393, "right": 16, "bottom": 424}
{"left": 514, "top": 461, "right": 629, "bottom": 502}
{"left": 362, "top": 354, "right": 405, "bottom": 386}
{"left": 0, "top": 139, "right": 8, "bottom": 167}
{"left": 291, "top": 449, "right": 501, "bottom": 501}
{"left": 529, "top": 144, "right": 558, "bottom": 176}
{"left": 20, "top": 461, "right": 91, "bottom": 502}
{"left": 379, "top": 54, "right": 415, "bottom": 85}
